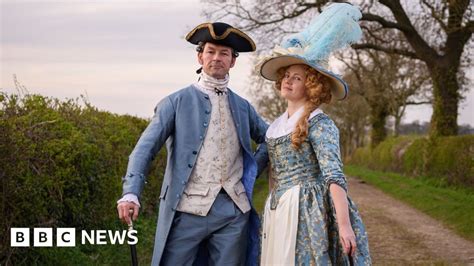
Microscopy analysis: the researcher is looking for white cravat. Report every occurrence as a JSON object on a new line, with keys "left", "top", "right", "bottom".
{"left": 197, "top": 71, "right": 229, "bottom": 94}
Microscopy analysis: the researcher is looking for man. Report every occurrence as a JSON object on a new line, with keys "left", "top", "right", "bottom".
{"left": 117, "top": 22, "right": 268, "bottom": 266}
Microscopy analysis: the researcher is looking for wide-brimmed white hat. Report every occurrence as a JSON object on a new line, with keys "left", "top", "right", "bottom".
{"left": 260, "top": 3, "right": 363, "bottom": 101}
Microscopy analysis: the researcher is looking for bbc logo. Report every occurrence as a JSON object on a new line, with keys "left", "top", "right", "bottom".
{"left": 11, "top": 228, "right": 76, "bottom": 247}
{"left": 11, "top": 227, "right": 137, "bottom": 247}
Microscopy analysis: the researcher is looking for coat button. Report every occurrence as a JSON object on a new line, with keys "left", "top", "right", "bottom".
{"left": 205, "top": 110, "right": 210, "bottom": 114}
{"left": 203, "top": 122, "right": 208, "bottom": 127}
{"left": 192, "top": 151, "right": 197, "bottom": 155}
{"left": 181, "top": 180, "right": 186, "bottom": 185}
{"left": 188, "top": 164, "right": 193, "bottom": 168}
{"left": 199, "top": 135, "right": 203, "bottom": 140}
{"left": 176, "top": 194, "right": 180, "bottom": 199}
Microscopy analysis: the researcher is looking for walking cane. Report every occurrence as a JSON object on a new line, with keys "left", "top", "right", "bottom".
{"left": 128, "top": 209, "right": 138, "bottom": 266}
{"left": 348, "top": 244, "right": 354, "bottom": 266}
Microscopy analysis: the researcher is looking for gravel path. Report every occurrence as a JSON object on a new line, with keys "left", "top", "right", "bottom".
{"left": 347, "top": 177, "right": 474, "bottom": 265}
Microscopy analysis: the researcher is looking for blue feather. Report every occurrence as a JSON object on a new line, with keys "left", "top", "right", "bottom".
{"left": 281, "top": 3, "right": 362, "bottom": 64}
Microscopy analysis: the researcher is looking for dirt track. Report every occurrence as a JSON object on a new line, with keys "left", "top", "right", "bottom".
{"left": 347, "top": 177, "right": 474, "bottom": 265}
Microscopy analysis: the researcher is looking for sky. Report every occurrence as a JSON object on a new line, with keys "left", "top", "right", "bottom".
{"left": 1, "top": 0, "right": 473, "bottom": 126}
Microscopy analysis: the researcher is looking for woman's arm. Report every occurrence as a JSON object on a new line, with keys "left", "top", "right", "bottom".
{"left": 308, "top": 116, "right": 356, "bottom": 256}
{"left": 330, "top": 183, "right": 356, "bottom": 257}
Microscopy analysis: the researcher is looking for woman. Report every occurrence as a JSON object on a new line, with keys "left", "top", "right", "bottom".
{"left": 259, "top": 3, "right": 371, "bottom": 265}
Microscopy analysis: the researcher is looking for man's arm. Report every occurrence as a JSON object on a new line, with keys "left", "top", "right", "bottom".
{"left": 248, "top": 102, "right": 269, "bottom": 177}
{"left": 117, "top": 97, "right": 175, "bottom": 224}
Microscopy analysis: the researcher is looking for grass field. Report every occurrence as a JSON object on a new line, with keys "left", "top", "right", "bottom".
{"left": 345, "top": 164, "right": 474, "bottom": 241}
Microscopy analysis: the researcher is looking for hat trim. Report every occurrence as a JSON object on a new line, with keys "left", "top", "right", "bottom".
{"left": 186, "top": 22, "right": 256, "bottom": 51}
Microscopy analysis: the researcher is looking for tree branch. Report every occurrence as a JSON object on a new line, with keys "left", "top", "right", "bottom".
{"left": 444, "top": 17, "right": 473, "bottom": 63}
{"left": 233, "top": 2, "right": 316, "bottom": 30}
{"left": 361, "top": 13, "right": 408, "bottom": 32}
{"left": 466, "top": 20, "right": 474, "bottom": 33}
{"left": 378, "top": 0, "right": 440, "bottom": 64}
{"left": 421, "top": 0, "right": 448, "bottom": 32}
{"left": 360, "top": 25, "right": 393, "bottom": 45}
{"left": 352, "top": 43, "right": 421, "bottom": 60}
{"left": 446, "top": 0, "right": 470, "bottom": 32}
{"left": 406, "top": 101, "right": 432, "bottom": 105}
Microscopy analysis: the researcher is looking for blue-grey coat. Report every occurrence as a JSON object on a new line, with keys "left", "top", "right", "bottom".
{"left": 121, "top": 85, "right": 269, "bottom": 265}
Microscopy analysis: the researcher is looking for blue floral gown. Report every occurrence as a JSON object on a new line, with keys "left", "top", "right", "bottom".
{"left": 261, "top": 112, "right": 371, "bottom": 265}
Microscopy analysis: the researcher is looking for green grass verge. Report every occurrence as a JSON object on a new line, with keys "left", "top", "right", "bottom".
{"left": 345, "top": 164, "right": 474, "bottom": 241}
{"left": 253, "top": 175, "right": 269, "bottom": 215}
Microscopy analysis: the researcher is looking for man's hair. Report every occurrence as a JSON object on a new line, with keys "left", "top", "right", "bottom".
{"left": 196, "top": 42, "right": 239, "bottom": 58}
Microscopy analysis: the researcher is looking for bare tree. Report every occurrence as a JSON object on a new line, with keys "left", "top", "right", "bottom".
{"left": 324, "top": 90, "right": 370, "bottom": 159}
{"left": 385, "top": 58, "right": 431, "bottom": 136}
{"left": 338, "top": 47, "right": 431, "bottom": 146}
{"left": 203, "top": 0, "right": 473, "bottom": 136}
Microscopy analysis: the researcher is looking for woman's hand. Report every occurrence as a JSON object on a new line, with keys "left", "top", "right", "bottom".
{"left": 329, "top": 183, "right": 357, "bottom": 257}
{"left": 338, "top": 223, "right": 357, "bottom": 257}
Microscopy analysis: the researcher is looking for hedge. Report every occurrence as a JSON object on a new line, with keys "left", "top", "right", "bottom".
{"left": 0, "top": 93, "right": 165, "bottom": 264}
{"left": 349, "top": 135, "right": 474, "bottom": 187}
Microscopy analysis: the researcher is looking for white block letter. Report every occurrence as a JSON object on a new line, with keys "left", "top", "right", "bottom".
{"left": 11, "top": 228, "right": 29, "bottom": 247}
{"left": 108, "top": 230, "right": 126, "bottom": 245}
{"left": 57, "top": 228, "right": 76, "bottom": 247}
{"left": 34, "top": 228, "right": 53, "bottom": 247}
{"left": 127, "top": 230, "right": 138, "bottom": 245}
{"left": 96, "top": 230, "right": 107, "bottom": 245}
{"left": 81, "top": 230, "right": 94, "bottom": 245}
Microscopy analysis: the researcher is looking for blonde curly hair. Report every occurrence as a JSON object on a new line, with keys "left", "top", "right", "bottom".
{"left": 275, "top": 65, "right": 332, "bottom": 149}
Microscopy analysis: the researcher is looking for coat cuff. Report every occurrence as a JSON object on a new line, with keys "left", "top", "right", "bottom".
{"left": 121, "top": 172, "right": 146, "bottom": 197}
{"left": 117, "top": 193, "right": 141, "bottom": 207}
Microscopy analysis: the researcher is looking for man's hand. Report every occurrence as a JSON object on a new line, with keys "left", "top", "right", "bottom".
{"left": 117, "top": 202, "right": 140, "bottom": 225}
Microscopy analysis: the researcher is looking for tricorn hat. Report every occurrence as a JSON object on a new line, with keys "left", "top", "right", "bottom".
{"left": 186, "top": 22, "right": 256, "bottom": 52}
{"left": 260, "top": 3, "right": 363, "bottom": 101}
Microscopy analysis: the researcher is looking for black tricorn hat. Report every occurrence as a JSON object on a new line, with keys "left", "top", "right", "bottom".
{"left": 186, "top": 22, "right": 256, "bottom": 52}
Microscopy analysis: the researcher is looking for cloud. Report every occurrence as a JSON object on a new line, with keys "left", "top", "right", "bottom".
{"left": 1, "top": 1, "right": 472, "bottom": 125}
{"left": 1, "top": 1, "right": 199, "bottom": 49}
{"left": 0, "top": 1, "right": 255, "bottom": 118}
